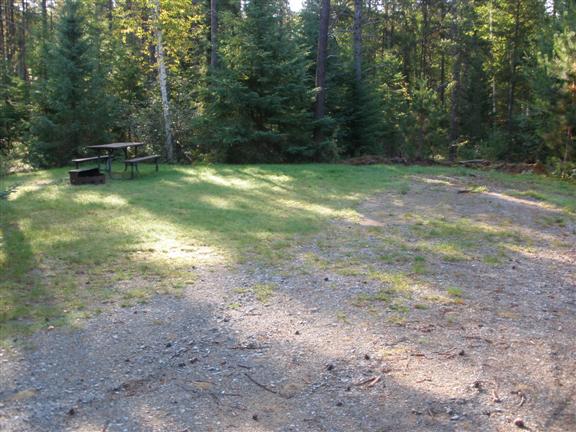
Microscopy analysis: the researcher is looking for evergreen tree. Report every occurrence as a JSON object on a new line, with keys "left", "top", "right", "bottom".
{"left": 530, "top": 14, "right": 576, "bottom": 173}
{"left": 30, "top": 0, "right": 116, "bottom": 167}
{"left": 200, "top": 0, "right": 314, "bottom": 162}
{"left": 0, "top": 67, "right": 26, "bottom": 156}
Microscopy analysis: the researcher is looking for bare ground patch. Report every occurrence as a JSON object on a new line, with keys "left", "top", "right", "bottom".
{"left": 1, "top": 174, "right": 575, "bottom": 431}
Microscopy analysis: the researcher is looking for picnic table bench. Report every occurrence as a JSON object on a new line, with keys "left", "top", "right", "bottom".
{"left": 70, "top": 142, "right": 160, "bottom": 184}
{"left": 124, "top": 155, "right": 160, "bottom": 179}
{"left": 71, "top": 155, "right": 110, "bottom": 169}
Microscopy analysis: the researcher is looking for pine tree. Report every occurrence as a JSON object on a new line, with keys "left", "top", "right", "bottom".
{"left": 30, "top": 0, "right": 116, "bottom": 167}
{"left": 201, "top": 0, "right": 313, "bottom": 162}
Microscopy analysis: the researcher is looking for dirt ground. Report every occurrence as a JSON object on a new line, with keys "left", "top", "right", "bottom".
{"left": 1, "top": 174, "right": 575, "bottom": 431}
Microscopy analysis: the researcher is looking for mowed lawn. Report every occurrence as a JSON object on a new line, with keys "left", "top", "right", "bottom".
{"left": 1, "top": 163, "right": 574, "bottom": 341}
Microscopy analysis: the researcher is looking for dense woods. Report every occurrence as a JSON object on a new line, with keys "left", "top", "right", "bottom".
{"left": 0, "top": 0, "right": 575, "bottom": 174}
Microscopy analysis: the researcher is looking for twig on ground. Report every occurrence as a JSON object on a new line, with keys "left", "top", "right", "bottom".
{"left": 237, "top": 364, "right": 252, "bottom": 369}
{"left": 354, "top": 375, "right": 381, "bottom": 387}
{"left": 243, "top": 373, "right": 279, "bottom": 395}
{"left": 435, "top": 348, "right": 457, "bottom": 356}
{"left": 465, "top": 335, "right": 493, "bottom": 344}
{"left": 367, "top": 376, "right": 382, "bottom": 387}
{"left": 230, "top": 344, "right": 270, "bottom": 350}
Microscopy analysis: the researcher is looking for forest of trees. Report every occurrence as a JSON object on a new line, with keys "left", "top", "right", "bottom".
{"left": 0, "top": 0, "right": 575, "bottom": 174}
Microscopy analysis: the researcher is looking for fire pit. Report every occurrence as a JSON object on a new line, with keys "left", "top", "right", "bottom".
{"left": 69, "top": 167, "right": 106, "bottom": 185}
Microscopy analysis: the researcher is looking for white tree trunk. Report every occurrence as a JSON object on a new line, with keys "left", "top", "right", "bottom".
{"left": 153, "top": 0, "right": 174, "bottom": 162}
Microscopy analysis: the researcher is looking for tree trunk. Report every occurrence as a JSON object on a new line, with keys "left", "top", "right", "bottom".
{"left": 18, "top": 0, "right": 28, "bottom": 82}
{"left": 210, "top": 0, "right": 218, "bottom": 68}
{"left": 439, "top": 0, "right": 446, "bottom": 107}
{"left": 0, "top": 0, "right": 5, "bottom": 64}
{"left": 153, "top": 0, "right": 174, "bottom": 162}
{"left": 107, "top": 0, "right": 113, "bottom": 30}
{"left": 448, "top": 1, "right": 462, "bottom": 162}
{"left": 489, "top": 0, "right": 496, "bottom": 119}
{"left": 506, "top": 0, "right": 521, "bottom": 133}
{"left": 420, "top": 0, "right": 429, "bottom": 79}
{"left": 313, "top": 0, "right": 330, "bottom": 145}
{"left": 41, "top": 0, "right": 48, "bottom": 36}
{"left": 353, "top": 0, "right": 362, "bottom": 83}
{"left": 6, "top": 0, "right": 15, "bottom": 69}
{"left": 440, "top": 51, "right": 445, "bottom": 108}
{"left": 417, "top": 113, "right": 425, "bottom": 160}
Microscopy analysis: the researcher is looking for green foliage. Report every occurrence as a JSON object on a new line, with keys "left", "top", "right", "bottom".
{"left": 401, "top": 79, "right": 446, "bottom": 160}
{"left": 0, "top": 69, "right": 28, "bottom": 161}
{"left": 30, "top": 0, "right": 117, "bottom": 167}
{"left": 0, "top": 0, "right": 574, "bottom": 168}
{"left": 198, "top": 0, "right": 314, "bottom": 162}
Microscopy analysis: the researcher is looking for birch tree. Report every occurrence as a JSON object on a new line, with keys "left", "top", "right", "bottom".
{"left": 153, "top": 0, "right": 174, "bottom": 162}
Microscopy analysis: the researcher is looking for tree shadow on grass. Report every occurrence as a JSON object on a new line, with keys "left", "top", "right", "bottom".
{"left": 0, "top": 208, "right": 59, "bottom": 338}
{"left": 2, "top": 165, "right": 369, "bottom": 338}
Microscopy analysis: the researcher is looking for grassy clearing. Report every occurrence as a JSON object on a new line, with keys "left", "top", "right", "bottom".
{"left": 486, "top": 172, "right": 576, "bottom": 215}
{"left": 1, "top": 164, "right": 573, "bottom": 340}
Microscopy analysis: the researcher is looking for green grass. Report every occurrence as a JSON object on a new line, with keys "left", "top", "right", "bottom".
{"left": 411, "top": 256, "right": 427, "bottom": 274}
{"left": 447, "top": 287, "right": 463, "bottom": 298}
{"left": 252, "top": 283, "right": 276, "bottom": 303}
{"left": 486, "top": 172, "right": 576, "bottom": 215}
{"left": 1, "top": 163, "right": 573, "bottom": 340}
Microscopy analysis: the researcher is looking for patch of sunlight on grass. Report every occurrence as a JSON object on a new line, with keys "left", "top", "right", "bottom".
{"left": 469, "top": 184, "right": 488, "bottom": 193}
{"left": 386, "top": 314, "right": 407, "bottom": 326}
{"left": 252, "top": 283, "right": 276, "bottom": 303}
{"left": 485, "top": 171, "right": 575, "bottom": 214}
{"left": 71, "top": 191, "right": 128, "bottom": 207}
{"left": 447, "top": 286, "right": 463, "bottom": 298}
{"left": 424, "top": 242, "right": 469, "bottom": 262}
{"left": 122, "top": 288, "right": 148, "bottom": 301}
{"left": 423, "top": 294, "right": 455, "bottom": 305}
{"left": 352, "top": 290, "right": 392, "bottom": 307}
{"left": 335, "top": 265, "right": 365, "bottom": 277}
{"left": 301, "top": 252, "right": 331, "bottom": 271}
{"left": 508, "top": 189, "right": 548, "bottom": 202}
{"left": 413, "top": 216, "right": 523, "bottom": 247}
{"left": 368, "top": 271, "right": 414, "bottom": 298}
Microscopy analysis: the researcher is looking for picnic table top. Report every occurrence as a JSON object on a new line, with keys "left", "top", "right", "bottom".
{"left": 87, "top": 142, "right": 144, "bottom": 150}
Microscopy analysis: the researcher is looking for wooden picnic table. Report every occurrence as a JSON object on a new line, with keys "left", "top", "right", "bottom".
{"left": 87, "top": 142, "right": 144, "bottom": 173}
